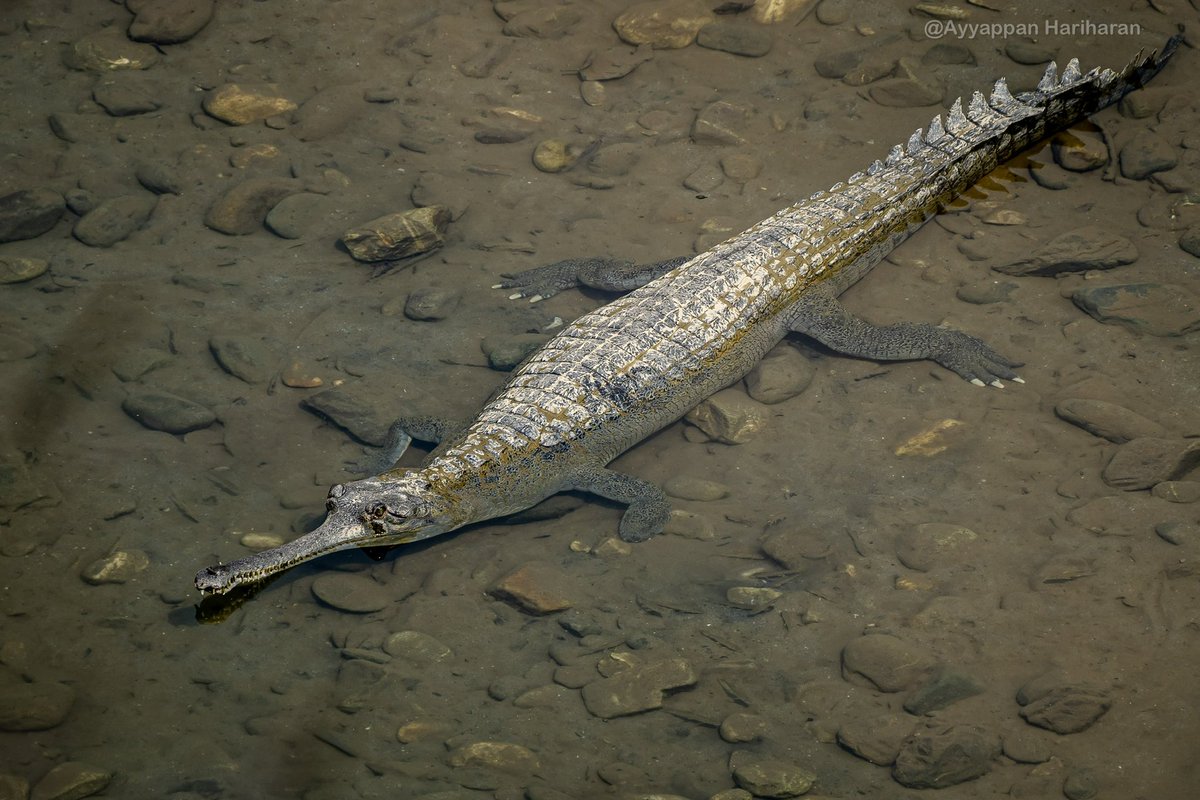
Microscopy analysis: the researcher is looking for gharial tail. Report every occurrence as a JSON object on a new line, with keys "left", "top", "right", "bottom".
{"left": 850, "top": 33, "right": 1184, "bottom": 194}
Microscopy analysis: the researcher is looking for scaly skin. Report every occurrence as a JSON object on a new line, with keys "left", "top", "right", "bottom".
{"left": 196, "top": 38, "right": 1181, "bottom": 596}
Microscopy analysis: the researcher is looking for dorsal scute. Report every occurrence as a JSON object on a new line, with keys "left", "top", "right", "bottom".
{"left": 907, "top": 128, "right": 925, "bottom": 156}
{"left": 946, "top": 98, "right": 973, "bottom": 136}
{"left": 925, "top": 114, "right": 946, "bottom": 144}
{"left": 866, "top": 158, "right": 885, "bottom": 176}
{"left": 1037, "top": 61, "right": 1059, "bottom": 93}
{"left": 1060, "top": 57, "right": 1082, "bottom": 85}
{"left": 884, "top": 144, "right": 904, "bottom": 167}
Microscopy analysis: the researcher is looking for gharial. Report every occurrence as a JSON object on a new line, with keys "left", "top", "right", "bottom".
{"left": 196, "top": 37, "right": 1182, "bottom": 596}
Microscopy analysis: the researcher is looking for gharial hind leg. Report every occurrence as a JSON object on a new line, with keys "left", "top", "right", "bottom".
{"left": 495, "top": 255, "right": 691, "bottom": 303}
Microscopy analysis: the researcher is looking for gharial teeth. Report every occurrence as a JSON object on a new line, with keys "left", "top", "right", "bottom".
{"left": 1037, "top": 61, "right": 1058, "bottom": 93}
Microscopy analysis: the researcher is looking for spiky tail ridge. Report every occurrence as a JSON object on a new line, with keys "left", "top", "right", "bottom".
{"left": 849, "top": 35, "right": 1183, "bottom": 203}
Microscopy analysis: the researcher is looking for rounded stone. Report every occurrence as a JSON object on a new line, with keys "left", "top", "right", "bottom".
{"left": 311, "top": 573, "right": 390, "bottom": 613}
{"left": 720, "top": 712, "right": 768, "bottom": 743}
{"left": 0, "top": 683, "right": 75, "bottom": 731}
{"left": 0, "top": 257, "right": 50, "bottom": 284}
{"left": 732, "top": 758, "right": 815, "bottom": 798}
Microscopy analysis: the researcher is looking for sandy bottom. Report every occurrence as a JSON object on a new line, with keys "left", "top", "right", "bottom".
{"left": 0, "top": 1, "right": 1197, "bottom": 798}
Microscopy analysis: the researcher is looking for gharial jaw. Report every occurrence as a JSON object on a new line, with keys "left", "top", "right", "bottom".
{"left": 194, "top": 474, "right": 464, "bottom": 596}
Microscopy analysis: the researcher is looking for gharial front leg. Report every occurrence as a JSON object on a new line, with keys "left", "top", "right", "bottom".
{"left": 349, "top": 416, "right": 469, "bottom": 476}
{"left": 494, "top": 255, "right": 691, "bottom": 303}
{"left": 790, "top": 286, "right": 1023, "bottom": 387}
{"left": 569, "top": 467, "right": 671, "bottom": 543}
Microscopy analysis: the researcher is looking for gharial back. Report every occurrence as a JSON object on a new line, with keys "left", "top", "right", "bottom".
{"left": 430, "top": 38, "right": 1182, "bottom": 479}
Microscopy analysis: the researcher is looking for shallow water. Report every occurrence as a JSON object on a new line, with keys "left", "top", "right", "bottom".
{"left": 1, "top": 2, "right": 1198, "bottom": 798}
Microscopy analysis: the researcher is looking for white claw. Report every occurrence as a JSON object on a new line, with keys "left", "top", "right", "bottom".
{"left": 989, "top": 379, "right": 1005, "bottom": 389}
{"left": 970, "top": 378, "right": 986, "bottom": 387}
{"left": 1012, "top": 376, "right": 1025, "bottom": 384}
{"left": 528, "top": 294, "right": 544, "bottom": 303}
{"left": 491, "top": 283, "right": 503, "bottom": 289}
{"left": 508, "top": 292, "right": 523, "bottom": 300}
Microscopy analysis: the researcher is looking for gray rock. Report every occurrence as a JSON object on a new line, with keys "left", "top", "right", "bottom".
{"left": 921, "top": 43, "right": 974, "bottom": 65}
{"left": 760, "top": 528, "right": 829, "bottom": 569}
{"left": 481, "top": 333, "right": 549, "bottom": 370}
{"left": 127, "top": 0, "right": 214, "bottom": 44}
{"left": 92, "top": 78, "right": 161, "bottom": 116}
{"left": 903, "top": 667, "right": 984, "bottom": 715}
{"left": 1000, "top": 728, "right": 1053, "bottom": 763}
{"left": 1179, "top": 226, "right": 1200, "bottom": 258}
{"left": 205, "top": 178, "right": 305, "bottom": 235}
{"left": 719, "top": 712, "right": 768, "bottom": 743}
{"left": 501, "top": 5, "right": 581, "bottom": 38}
{"left": 696, "top": 20, "right": 772, "bottom": 57}
{"left": 995, "top": 225, "right": 1137, "bottom": 276}
{"left": 403, "top": 287, "right": 459, "bottom": 321}
{"left": 341, "top": 205, "right": 451, "bottom": 262}
{"left": 135, "top": 161, "right": 183, "bottom": 195}
{"left": 1005, "top": 41, "right": 1055, "bottom": 65}
{"left": 73, "top": 195, "right": 155, "bottom": 247}
{"left": 1102, "top": 437, "right": 1200, "bottom": 490}
{"left": 731, "top": 756, "right": 815, "bottom": 798}
{"left": 122, "top": 389, "right": 216, "bottom": 434}
{"left": 1053, "top": 398, "right": 1166, "bottom": 443}
{"left": 956, "top": 279, "right": 1017, "bottom": 305}
{"left": 383, "top": 630, "right": 452, "bottom": 662}
{"left": 893, "top": 723, "right": 1000, "bottom": 788}
{"left": 578, "top": 44, "right": 652, "bottom": 81}
{"left": 692, "top": 101, "right": 749, "bottom": 146}
{"left": 1018, "top": 684, "right": 1111, "bottom": 734}
{"left": 813, "top": 48, "right": 861, "bottom": 79}
{"left": 311, "top": 573, "right": 390, "bottom": 613}
{"left": 293, "top": 85, "right": 363, "bottom": 142}
{"left": 1064, "top": 767, "right": 1100, "bottom": 800}
{"left": 1119, "top": 131, "right": 1178, "bottom": 180}
{"left": 1156, "top": 521, "right": 1199, "bottom": 546}
{"left": 726, "top": 586, "right": 782, "bottom": 611}
{"left": 815, "top": 0, "right": 850, "bottom": 25}
{"left": 1118, "top": 86, "right": 1173, "bottom": 119}
{"left": 580, "top": 657, "right": 696, "bottom": 718}
{"left": 1072, "top": 283, "right": 1200, "bottom": 337}
{"left": 209, "top": 335, "right": 276, "bottom": 383}
{"left": 869, "top": 76, "right": 942, "bottom": 107}
{"left": 744, "top": 346, "right": 814, "bottom": 403}
{"left": 1152, "top": 481, "right": 1200, "bottom": 503}
{"left": 0, "top": 682, "right": 74, "bottom": 731}
{"left": 0, "top": 188, "right": 64, "bottom": 243}
{"left": 720, "top": 153, "right": 762, "bottom": 181}
{"left": 30, "top": 762, "right": 111, "bottom": 800}
{"left": 842, "top": 634, "right": 936, "bottom": 692}
{"left": 684, "top": 388, "right": 767, "bottom": 444}
{"left": 683, "top": 163, "right": 724, "bottom": 193}
{"left": 301, "top": 386, "right": 391, "bottom": 445}
{"left": 837, "top": 713, "right": 915, "bottom": 765}
{"left": 895, "top": 522, "right": 977, "bottom": 572}
{"left": 587, "top": 143, "right": 641, "bottom": 177}
{"left": 264, "top": 193, "right": 325, "bottom": 239}
{"left": 447, "top": 740, "right": 540, "bottom": 773}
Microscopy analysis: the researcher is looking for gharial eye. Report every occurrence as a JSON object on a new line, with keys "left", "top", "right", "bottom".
{"left": 367, "top": 503, "right": 387, "bottom": 519}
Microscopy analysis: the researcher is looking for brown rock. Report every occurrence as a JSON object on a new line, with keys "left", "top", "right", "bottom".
{"left": 684, "top": 388, "right": 767, "bottom": 444}
{"left": 492, "top": 562, "right": 575, "bottom": 614}
{"left": 893, "top": 723, "right": 1000, "bottom": 788}
{"left": 341, "top": 206, "right": 451, "bottom": 263}
{"left": 64, "top": 27, "right": 159, "bottom": 71}
{"left": 0, "top": 682, "right": 75, "bottom": 731}
{"left": 1019, "top": 686, "right": 1111, "bottom": 734}
{"left": 838, "top": 713, "right": 916, "bottom": 765}
{"left": 580, "top": 656, "right": 696, "bottom": 718}
{"left": 995, "top": 226, "right": 1137, "bottom": 276}
{"left": 30, "top": 762, "right": 111, "bottom": 800}
{"left": 447, "top": 741, "right": 540, "bottom": 773}
{"left": 202, "top": 83, "right": 297, "bottom": 125}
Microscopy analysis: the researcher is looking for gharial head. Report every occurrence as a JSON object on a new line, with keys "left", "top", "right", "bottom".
{"left": 194, "top": 472, "right": 464, "bottom": 596}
